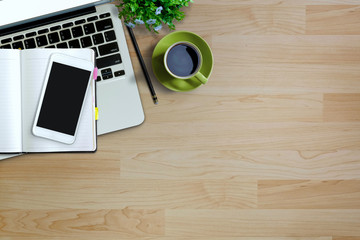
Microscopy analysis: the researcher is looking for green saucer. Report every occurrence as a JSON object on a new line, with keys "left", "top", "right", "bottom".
{"left": 152, "top": 31, "right": 214, "bottom": 92}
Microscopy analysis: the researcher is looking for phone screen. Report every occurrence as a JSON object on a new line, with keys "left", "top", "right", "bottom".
{"left": 36, "top": 62, "right": 91, "bottom": 136}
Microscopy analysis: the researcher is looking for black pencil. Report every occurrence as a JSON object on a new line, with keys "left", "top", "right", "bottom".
{"left": 126, "top": 26, "right": 158, "bottom": 104}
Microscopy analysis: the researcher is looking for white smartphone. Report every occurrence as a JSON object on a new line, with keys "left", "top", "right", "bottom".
{"left": 32, "top": 53, "right": 94, "bottom": 144}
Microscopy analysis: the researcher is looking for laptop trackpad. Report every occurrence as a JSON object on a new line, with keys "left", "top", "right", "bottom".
{"left": 96, "top": 79, "right": 145, "bottom": 135}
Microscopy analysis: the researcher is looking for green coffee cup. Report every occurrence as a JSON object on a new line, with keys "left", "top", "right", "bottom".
{"left": 163, "top": 41, "right": 208, "bottom": 84}
{"left": 152, "top": 31, "right": 213, "bottom": 92}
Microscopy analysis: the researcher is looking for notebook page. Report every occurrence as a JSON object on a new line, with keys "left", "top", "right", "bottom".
{"left": 0, "top": 50, "right": 22, "bottom": 152}
{"left": 20, "top": 49, "right": 96, "bottom": 152}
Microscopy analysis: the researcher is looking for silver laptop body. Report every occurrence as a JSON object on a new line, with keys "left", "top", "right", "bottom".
{"left": 0, "top": 1, "right": 145, "bottom": 160}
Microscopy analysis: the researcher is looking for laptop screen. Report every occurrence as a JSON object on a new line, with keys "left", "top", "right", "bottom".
{"left": 0, "top": 0, "right": 109, "bottom": 28}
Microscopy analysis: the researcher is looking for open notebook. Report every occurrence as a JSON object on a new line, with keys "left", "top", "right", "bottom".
{"left": 0, "top": 49, "right": 97, "bottom": 153}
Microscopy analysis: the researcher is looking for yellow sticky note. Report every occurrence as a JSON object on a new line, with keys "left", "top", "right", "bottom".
{"left": 95, "top": 107, "right": 99, "bottom": 120}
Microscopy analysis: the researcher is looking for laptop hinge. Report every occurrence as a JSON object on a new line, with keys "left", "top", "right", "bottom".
{"left": 0, "top": 6, "right": 96, "bottom": 37}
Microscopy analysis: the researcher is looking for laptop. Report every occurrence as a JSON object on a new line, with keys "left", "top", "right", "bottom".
{"left": 0, "top": 1, "right": 145, "bottom": 160}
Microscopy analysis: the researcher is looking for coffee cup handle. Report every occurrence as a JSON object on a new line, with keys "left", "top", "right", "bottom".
{"left": 193, "top": 71, "right": 208, "bottom": 84}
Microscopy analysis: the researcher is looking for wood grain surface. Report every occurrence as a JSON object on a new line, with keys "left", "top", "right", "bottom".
{"left": 1, "top": 1, "right": 360, "bottom": 239}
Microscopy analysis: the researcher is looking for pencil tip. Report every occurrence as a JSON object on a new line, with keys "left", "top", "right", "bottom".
{"left": 153, "top": 96, "right": 159, "bottom": 104}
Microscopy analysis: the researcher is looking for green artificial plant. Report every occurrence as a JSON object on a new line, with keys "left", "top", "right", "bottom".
{"left": 117, "top": 0, "right": 193, "bottom": 33}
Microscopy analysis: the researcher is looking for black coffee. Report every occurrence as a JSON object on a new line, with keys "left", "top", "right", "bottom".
{"left": 166, "top": 44, "right": 200, "bottom": 77}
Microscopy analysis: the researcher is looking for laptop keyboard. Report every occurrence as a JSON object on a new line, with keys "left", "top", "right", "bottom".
{"left": 0, "top": 12, "right": 124, "bottom": 82}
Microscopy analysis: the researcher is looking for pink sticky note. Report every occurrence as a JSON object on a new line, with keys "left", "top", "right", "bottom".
{"left": 93, "top": 67, "right": 98, "bottom": 80}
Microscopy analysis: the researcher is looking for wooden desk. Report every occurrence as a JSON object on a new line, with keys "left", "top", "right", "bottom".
{"left": 1, "top": 1, "right": 360, "bottom": 239}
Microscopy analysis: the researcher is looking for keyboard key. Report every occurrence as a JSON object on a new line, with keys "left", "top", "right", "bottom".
{"left": 71, "top": 26, "right": 84, "bottom": 38}
{"left": 38, "top": 28, "right": 49, "bottom": 34}
{"left": 98, "top": 42, "right": 119, "bottom": 56}
{"left": 45, "top": 45, "right": 56, "bottom": 48}
{"left": 56, "top": 42, "right": 68, "bottom": 48}
{"left": 60, "top": 29, "right": 71, "bottom": 41}
{"left": 25, "top": 32, "right": 36, "bottom": 38}
{"left": 48, "top": 32, "right": 60, "bottom": 44}
{"left": 24, "top": 38, "right": 36, "bottom": 48}
{"left": 0, "top": 44, "right": 11, "bottom": 49}
{"left": 102, "top": 74, "right": 113, "bottom": 80}
{"left": 12, "top": 41, "right": 24, "bottom": 49}
{"left": 87, "top": 16, "right": 98, "bottom": 22}
{"left": 13, "top": 35, "right": 24, "bottom": 41}
{"left": 104, "top": 30, "right": 116, "bottom": 42}
{"left": 96, "top": 76, "right": 102, "bottom": 81}
{"left": 95, "top": 18, "right": 113, "bottom": 31}
{"left": 1, "top": 38, "right": 12, "bottom": 44}
{"left": 69, "top": 39, "right": 80, "bottom": 48}
{"left": 50, "top": 25, "right": 61, "bottom": 31}
{"left": 84, "top": 23, "right": 95, "bottom": 35}
{"left": 80, "top": 36, "right": 92, "bottom": 48}
{"left": 100, "top": 13, "right": 111, "bottom": 19}
{"left": 75, "top": 19, "right": 86, "bottom": 25}
{"left": 36, "top": 35, "right": 48, "bottom": 47}
{"left": 62, "top": 22, "right": 74, "bottom": 28}
{"left": 91, "top": 47, "right": 98, "bottom": 57}
{"left": 96, "top": 53, "right": 122, "bottom": 69}
{"left": 92, "top": 33, "right": 104, "bottom": 45}
{"left": 115, "top": 70, "right": 125, "bottom": 77}
{"left": 101, "top": 68, "right": 113, "bottom": 80}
